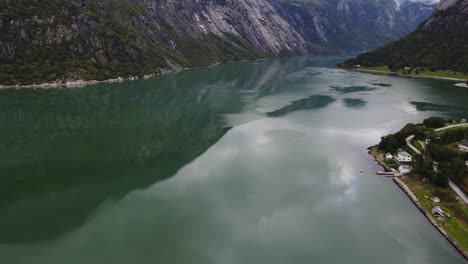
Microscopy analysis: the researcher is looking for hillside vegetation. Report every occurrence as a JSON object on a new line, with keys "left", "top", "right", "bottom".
{"left": 342, "top": 0, "right": 468, "bottom": 74}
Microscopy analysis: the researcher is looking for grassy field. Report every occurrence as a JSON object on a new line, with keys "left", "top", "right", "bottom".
{"left": 359, "top": 65, "right": 391, "bottom": 72}
{"left": 357, "top": 66, "right": 467, "bottom": 80}
{"left": 402, "top": 176, "right": 468, "bottom": 251}
{"left": 418, "top": 70, "right": 467, "bottom": 79}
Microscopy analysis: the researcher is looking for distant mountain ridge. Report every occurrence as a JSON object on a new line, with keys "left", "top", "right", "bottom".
{"left": 0, "top": 0, "right": 436, "bottom": 86}
{"left": 343, "top": 0, "right": 468, "bottom": 73}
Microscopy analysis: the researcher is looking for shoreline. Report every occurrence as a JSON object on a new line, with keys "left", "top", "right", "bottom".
{"left": 0, "top": 62, "right": 225, "bottom": 90}
{"left": 0, "top": 72, "right": 165, "bottom": 90}
{"left": 353, "top": 68, "right": 467, "bottom": 82}
{"left": 0, "top": 57, "right": 274, "bottom": 90}
{"left": 393, "top": 177, "right": 468, "bottom": 260}
{"left": 367, "top": 146, "right": 393, "bottom": 172}
{"left": 369, "top": 147, "right": 468, "bottom": 260}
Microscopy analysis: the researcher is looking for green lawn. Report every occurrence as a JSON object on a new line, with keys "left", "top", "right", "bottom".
{"left": 413, "top": 140, "right": 424, "bottom": 152}
{"left": 357, "top": 66, "right": 467, "bottom": 80}
{"left": 418, "top": 70, "right": 467, "bottom": 79}
{"left": 402, "top": 177, "right": 468, "bottom": 251}
{"left": 359, "top": 65, "right": 391, "bottom": 72}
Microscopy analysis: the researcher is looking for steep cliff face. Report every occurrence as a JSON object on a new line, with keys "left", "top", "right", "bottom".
{"left": 0, "top": 0, "right": 436, "bottom": 86}
{"left": 141, "top": 0, "right": 308, "bottom": 54}
{"left": 1, "top": 0, "right": 309, "bottom": 85}
{"left": 274, "top": 0, "right": 436, "bottom": 52}
{"left": 343, "top": 0, "right": 468, "bottom": 73}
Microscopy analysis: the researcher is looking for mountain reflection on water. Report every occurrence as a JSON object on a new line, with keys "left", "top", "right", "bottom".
{"left": 0, "top": 57, "right": 320, "bottom": 243}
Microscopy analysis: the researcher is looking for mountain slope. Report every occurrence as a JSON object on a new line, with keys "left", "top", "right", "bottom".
{"left": 343, "top": 0, "right": 468, "bottom": 73}
{"left": 274, "top": 0, "right": 436, "bottom": 52}
{"left": 1, "top": 0, "right": 309, "bottom": 86}
{"left": 0, "top": 0, "right": 436, "bottom": 86}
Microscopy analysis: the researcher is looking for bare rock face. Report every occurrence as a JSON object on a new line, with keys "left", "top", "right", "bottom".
{"left": 344, "top": 0, "right": 468, "bottom": 73}
{"left": 273, "top": 0, "right": 436, "bottom": 52}
{"left": 140, "top": 0, "right": 308, "bottom": 54}
{"left": 422, "top": 0, "right": 468, "bottom": 32}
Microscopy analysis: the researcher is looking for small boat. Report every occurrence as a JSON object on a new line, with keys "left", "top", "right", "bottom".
{"left": 360, "top": 170, "right": 364, "bottom": 173}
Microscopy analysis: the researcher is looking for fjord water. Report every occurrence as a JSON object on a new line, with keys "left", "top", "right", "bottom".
{"left": 1, "top": 56, "right": 468, "bottom": 263}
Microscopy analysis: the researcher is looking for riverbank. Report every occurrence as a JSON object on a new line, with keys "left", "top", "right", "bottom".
{"left": 369, "top": 146, "right": 468, "bottom": 260}
{"left": 353, "top": 68, "right": 467, "bottom": 82}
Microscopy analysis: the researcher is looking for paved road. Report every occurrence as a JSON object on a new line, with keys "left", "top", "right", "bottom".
{"left": 406, "top": 123, "right": 468, "bottom": 203}
{"left": 449, "top": 180, "right": 468, "bottom": 204}
{"left": 405, "top": 135, "right": 421, "bottom": 155}
{"left": 435, "top": 123, "right": 468, "bottom": 132}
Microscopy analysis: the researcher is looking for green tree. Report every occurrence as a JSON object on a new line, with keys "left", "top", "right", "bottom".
{"left": 432, "top": 171, "right": 449, "bottom": 188}
{"left": 448, "top": 158, "right": 466, "bottom": 184}
{"left": 423, "top": 117, "right": 445, "bottom": 128}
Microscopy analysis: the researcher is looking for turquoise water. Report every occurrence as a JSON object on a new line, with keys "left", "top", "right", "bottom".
{"left": 1, "top": 56, "right": 467, "bottom": 263}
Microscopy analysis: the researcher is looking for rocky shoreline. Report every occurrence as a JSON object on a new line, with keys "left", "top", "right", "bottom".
{"left": 0, "top": 70, "right": 171, "bottom": 90}
{"left": 0, "top": 61, "right": 229, "bottom": 90}
{"left": 393, "top": 177, "right": 468, "bottom": 260}
{"left": 367, "top": 146, "right": 393, "bottom": 172}
{"left": 369, "top": 146, "right": 468, "bottom": 260}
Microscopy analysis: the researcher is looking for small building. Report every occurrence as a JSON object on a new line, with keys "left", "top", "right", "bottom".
{"left": 404, "top": 66, "right": 411, "bottom": 70}
{"left": 395, "top": 151, "right": 412, "bottom": 163}
{"left": 355, "top": 64, "right": 361, "bottom": 68}
{"left": 465, "top": 161, "right": 468, "bottom": 167}
{"left": 385, "top": 153, "right": 393, "bottom": 160}
{"left": 458, "top": 141, "right": 468, "bottom": 152}
{"left": 432, "top": 206, "right": 445, "bottom": 217}
{"left": 399, "top": 165, "right": 411, "bottom": 175}
{"left": 432, "top": 197, "right": 440, "bottom": 203}
{"left": 461, "top": 118, "right": 466, "bottom": 123}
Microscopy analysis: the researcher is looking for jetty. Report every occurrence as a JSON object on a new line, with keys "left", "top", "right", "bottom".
{"left": 376, "top": 171, "right": 401, "bottom": 177}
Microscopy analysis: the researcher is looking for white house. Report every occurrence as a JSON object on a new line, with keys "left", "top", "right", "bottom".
{"left": 432, "top": 206, "right": 445, "bottom": 217}
{"left": 395, "top": 151, "right": 412, "bottom": 163}
{"left": 432, "top": 197, "right": 440, "bottom": 203}
{"left": 399, "top": 165, "right": 411, "bottom": 175}
{"left": 385, "top": 153, "right": 393, "bottom": 160}
{"left": 458, "top": 141, "right": 468, "bottom": 152}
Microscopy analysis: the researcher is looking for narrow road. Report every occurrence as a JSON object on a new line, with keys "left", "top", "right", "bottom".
{"left": 435, "top": 123, "right": 468, "bottom": 132}
{"left": 406, "top": 123, "right": 468, "bottom": 204}
{"left": 406, "top": 135, "right": 421, "bottom": 155}
{"left": 449, "top": 180, "right": 468, "bottom": 204}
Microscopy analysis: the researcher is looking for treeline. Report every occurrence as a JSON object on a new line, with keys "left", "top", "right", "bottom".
{"left": 378, "top": 116, "right": 468, "bottom": 188}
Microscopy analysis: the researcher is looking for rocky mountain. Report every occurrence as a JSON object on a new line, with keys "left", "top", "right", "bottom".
{"left": 274, "top": 0, "right": 436, "bottom": 52}
{"left": 0, "top": 0, "right": 436, "bottom": 86}
{"left": 343, "top": 0, "right": 468, "bottom": 73}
